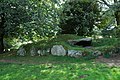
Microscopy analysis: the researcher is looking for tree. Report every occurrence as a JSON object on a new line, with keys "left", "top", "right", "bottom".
{"left": 0, "top": 0, "right": 61, "bottom": 53}
{"left": 101, "top": 0, "right": 120, "bottom": 25}
{"left": 0, "top": 13, "right": 5, "bottom": 53}
{"left": 60, "top": 0, "right": 100, "bottom": 36}
{"left": 97, "top": 0, "right": 120, "bottom": 38}
{"left": 0, "top": 0, "right": 31, "bottom": 53}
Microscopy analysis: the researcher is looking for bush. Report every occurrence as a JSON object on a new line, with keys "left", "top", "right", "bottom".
{"left": 60, "top": 0, "right": 100, "bottom": 36}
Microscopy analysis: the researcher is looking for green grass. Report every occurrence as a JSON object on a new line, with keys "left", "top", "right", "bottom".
{"left": 0, "top": 60, "right": 120, "bottom": 80}
{"left": 15, "top": 34, "right": 120, "bottom": 59}
{"left": 22, "top": 34, "right": 120, "bottom": 51}
{"left": 0, "top": 53, "right": 120, "bottom": 80}
{"left": 21, "top": 34, "right": 83, "bottom": 50}
{"left": 92, "top": 38, "right": 120, "bottom": 47}
{"left": 0, "top": 34, "right": 120, "bottom": 80}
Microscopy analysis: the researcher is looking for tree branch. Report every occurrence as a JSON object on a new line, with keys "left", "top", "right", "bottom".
{"left": 101, "top": 0, "right": 111, "bottom": 7}
{"left": 114, "top": 0, "right": 117, "bottom": 3}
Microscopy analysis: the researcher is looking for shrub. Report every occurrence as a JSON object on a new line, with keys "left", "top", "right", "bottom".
{"left": 60, "top": 0, "right": 100, "bottom": 36}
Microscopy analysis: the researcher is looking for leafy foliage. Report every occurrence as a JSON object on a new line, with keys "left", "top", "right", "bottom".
{"left": 0, "top": 0, "right": 31, "bottom": 37}
{"left": 0, "top": 0, "right": 61, "bottom": 41}
{"left": 98, "top": 0, "right": 120, "bottom": 37}
{"left": 0, "top": 0, "right": 63, "bottom": 52}
{"left": 60, "top": 0, "right": 101, "bottom": 36}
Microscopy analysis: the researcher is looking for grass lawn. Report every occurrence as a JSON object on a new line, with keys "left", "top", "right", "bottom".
{"left": 0, "top": 34, "right": 120, "bottom": 80}
{"left": 0, "top": 53, "right": 120, "bottom": 80}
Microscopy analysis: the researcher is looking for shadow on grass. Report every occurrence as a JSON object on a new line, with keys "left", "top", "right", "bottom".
{"left": 0, "top": 60, "right": 120, "bottom": 80}
{"left": 0, "top": 52, "right": 120, "bottom": 80}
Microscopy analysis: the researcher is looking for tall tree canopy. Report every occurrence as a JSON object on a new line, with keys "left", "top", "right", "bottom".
{"left": 0, "top": 0, "right": 34, "bottom": 53}
{"left": 100, "top": 0, "right": 120, "bottom": 25}
{"left": 97, "top": 0, "right": 120, "bottom": 37}
{"left": 60, "top": 0, "right": 101, "bottom": 36}
{"left": 0, "top": 0, "right": 119, "bottom": 53}
{"left": 0, "top": 0, "right": 61, "bottom": 53}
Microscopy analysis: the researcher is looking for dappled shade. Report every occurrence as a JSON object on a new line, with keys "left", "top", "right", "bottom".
{"left": 68, "top": 38, "right": 92, "bottom": 47}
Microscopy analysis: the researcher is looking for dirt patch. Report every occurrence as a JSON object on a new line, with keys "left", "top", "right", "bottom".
{"left": 0, "top": 59, "right": 23, "bottom": 64}
{"left": 0, "top": 53, "right": 120, "bottom": 66}
{"left": 96, "top": 55, "right": 120, "bottom": 67}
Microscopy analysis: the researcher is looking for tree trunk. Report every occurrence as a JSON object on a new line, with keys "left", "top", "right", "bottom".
{"left": 115, "top": 11, "right": 120, "bottom": 25}
{"left": 0, "top": 31, "right": 4, "bottom": 53}
{"left": 0, "top": 13, "right": 5, "bottom": 54}
{"left": 114, "top": 0, "right": 120, "bottom": 25}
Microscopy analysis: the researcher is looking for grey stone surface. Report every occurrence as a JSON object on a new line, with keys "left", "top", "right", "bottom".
{"left": 30, "top": 46, "right": 36, "bottom": 56}
{"left": 68, "top": 50, "right": 82, "bottom": 58}
{"left": 37, "top": 50, "right": 46, "bottom": 56}
{"left": 51, "top": 45, "right": 66, "bottom": 56}
{"left": 37, "top": 50, "right": 42, "bottom": 56}
{"left": 17, "top": 46, "right": 26, "bottom": 56}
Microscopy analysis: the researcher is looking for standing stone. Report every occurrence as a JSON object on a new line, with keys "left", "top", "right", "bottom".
{"left": 46, "top": 48, "right": 50, "bottom": 53}
{"left": 37, "top": 50, "right": 46, "bottom": 56}
{"left": 17, "top": 46, "right": 26, "bottom": 56}
{"left": 51, "top": 45, "right": 66, "bottom": 56}
{"left": 68, "top": 50, "right": 82, "bottom": 58}
{"left": 30, "top": 46, "right": 36, "bottom": 56}
{"left": 38, "top": 50, "right": 42, "bottom": 56}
